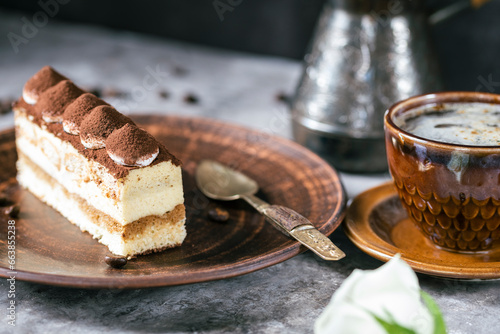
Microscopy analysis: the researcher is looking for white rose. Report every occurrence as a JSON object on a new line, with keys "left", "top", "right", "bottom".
{"left": 315, "top": 255, "right": 440, "bottom": 334}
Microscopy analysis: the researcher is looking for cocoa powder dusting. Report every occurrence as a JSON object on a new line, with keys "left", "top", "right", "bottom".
{"left": 35, "top": 80, "right": 84, "bottom": 122}
{"left": 63, "top": 93, "right": 108, "bottom": 134}
{"left": 23, "top": 66, "right": 66, "bottom": 102}
{"left": 15, "top": 66, "right": 181, "bottom": 179}
{"left": 106, "top": 124, "right": 159, "bottom": 166}
{"left": 80, "top": 105, "right": 134, "bottom": 143}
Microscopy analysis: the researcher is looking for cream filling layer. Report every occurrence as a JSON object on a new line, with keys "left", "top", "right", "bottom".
{"left": 14, "top": 109, "right": 184, "bottom": 225}
{"left": 17, "top": 153, "right": 186, "bottom": 257}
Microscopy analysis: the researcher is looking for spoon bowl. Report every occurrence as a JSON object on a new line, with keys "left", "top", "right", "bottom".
{"left": 196, "top": 160, "right": 258, "bottom": 200}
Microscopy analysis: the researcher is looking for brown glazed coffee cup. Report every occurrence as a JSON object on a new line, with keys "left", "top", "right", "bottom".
{"left": 384, "top": 92, "right": 500, "bottom": 253}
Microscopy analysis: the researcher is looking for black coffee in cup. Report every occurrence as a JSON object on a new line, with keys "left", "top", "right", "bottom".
{"left": 393, "top": 102, "right": 500, "bottom": 146}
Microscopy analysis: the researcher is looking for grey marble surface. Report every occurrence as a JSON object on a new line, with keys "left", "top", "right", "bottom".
{"left": 0, "top": 11, "right": 498, "bottom": 334}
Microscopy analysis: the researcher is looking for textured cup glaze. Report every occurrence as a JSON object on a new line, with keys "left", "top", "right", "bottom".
{"left": 384, "top": 92, "right": 500, "bottom": 253}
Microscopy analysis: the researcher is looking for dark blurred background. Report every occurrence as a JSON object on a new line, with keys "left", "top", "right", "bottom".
{"left": 1, "top": 0, "right": 500, "bottom": 91}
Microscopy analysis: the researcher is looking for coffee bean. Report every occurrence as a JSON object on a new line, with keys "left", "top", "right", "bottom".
{"left": 183, "top": 93, "right": 199, "bottom": 104}
{"left": 158, "top": 90, "right": 170, "bottom": 99}
{"left": 104, "top": 256, "right": 127, "bottom": 269}
{"left": 4, "top": 205, "right": 20, "bottom": 218}
{"left": 275, "top": 91, "right": 291, "bottom": 104}
{"left": 0, "top": 98, "right": 14, "bottom": 115}
{"left": 88, "top": 87, "right": 103, "bottom": 98}
{"left": 208, "top": 207, "right": 229, "bottom": 222}
{"left": 0, "top": 194, "right": 12, "bottom": 206}
{"left": 172, "top": 66, "right": 188, "bottom": 77}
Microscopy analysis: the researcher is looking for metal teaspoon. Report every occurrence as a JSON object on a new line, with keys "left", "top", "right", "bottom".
{"left": 195, "top": 160, "right": 345, "bottom": 261}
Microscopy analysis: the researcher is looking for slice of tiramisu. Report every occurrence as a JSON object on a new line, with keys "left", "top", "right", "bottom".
{"left": 14, "top": 66, "right": 186, "bottom": 257}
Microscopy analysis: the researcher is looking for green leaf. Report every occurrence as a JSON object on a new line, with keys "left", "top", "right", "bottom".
{"left": 420, "top": 291, "right": 447, "bottom": 334}
{"left": 370, "top": 311, "right": 417, "bottom": 334}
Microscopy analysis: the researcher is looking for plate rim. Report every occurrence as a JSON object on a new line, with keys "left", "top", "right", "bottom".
{"left": 0, "top": 114, "right": 347, "bottom": 288}
{"left": 344, "top": 182, "right": 500, "bottom": 280}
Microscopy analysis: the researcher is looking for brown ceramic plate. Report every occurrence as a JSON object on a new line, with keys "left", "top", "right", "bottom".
{"left": 0, "top": 115, "right": 346, "bottom": 289}
{"left": 344, "top": 182, "right": 500, "bottom": 279}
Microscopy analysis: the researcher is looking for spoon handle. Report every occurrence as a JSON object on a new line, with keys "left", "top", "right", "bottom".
{"left": 241, "top": 194, "right": 345, "bottom": 261}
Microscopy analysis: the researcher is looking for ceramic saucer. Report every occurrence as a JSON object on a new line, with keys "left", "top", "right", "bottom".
{"left": 344, "top": 182, "right": 500, "bottom": 279}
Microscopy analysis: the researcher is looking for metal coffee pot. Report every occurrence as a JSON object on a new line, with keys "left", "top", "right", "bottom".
{"left": 291, "top": 0, "right": 444, "bottom": 173}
